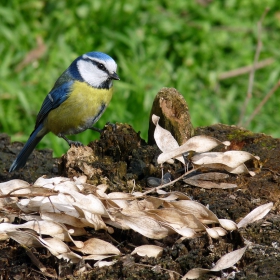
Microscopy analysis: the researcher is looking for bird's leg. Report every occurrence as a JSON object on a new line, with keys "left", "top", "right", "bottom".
{"left": 58, "top": 134, "right": 83, "bottom": 147}
{"left": 89, "top": 122, "right": 117, "bottom": 133}
{"left": 89, "top": 127, "right": 102, "bottom": 133}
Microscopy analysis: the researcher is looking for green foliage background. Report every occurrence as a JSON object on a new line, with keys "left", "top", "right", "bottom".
{"left": 1, "top": 0, "right": 280, "bottom": 157}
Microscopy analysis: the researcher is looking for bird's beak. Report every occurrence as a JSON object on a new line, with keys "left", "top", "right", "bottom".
{"left": 110, "top": 72, "right": 120, "bottom": 80}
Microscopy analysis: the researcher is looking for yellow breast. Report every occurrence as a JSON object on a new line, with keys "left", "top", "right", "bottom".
{"left": 45, "top": 81, "right": 113, "bottom": 135}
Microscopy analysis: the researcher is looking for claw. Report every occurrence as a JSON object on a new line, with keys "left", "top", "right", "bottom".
{"left": 89, "top": 122, "right": 116, "bottom": 133}
{"left": 59, "top": 134, "right": 83, "bottom": 147}
{"left": 68, "top": 140, "right": 83, "bottom": 147}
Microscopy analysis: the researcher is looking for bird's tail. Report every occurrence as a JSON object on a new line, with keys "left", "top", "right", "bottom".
{"left": 9, "top": 123, "right": 47, "bottom": 172}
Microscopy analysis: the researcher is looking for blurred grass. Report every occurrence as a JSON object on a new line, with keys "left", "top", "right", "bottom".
{"left": 1, "top": 0, "right": 280, "bottom": 157}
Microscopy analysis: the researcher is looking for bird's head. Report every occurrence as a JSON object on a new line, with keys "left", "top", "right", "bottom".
{"left": 70, "top": 51, "right": 120, "bottom": 89}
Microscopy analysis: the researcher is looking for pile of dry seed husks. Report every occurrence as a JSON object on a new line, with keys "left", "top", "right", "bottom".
{"left": 0, "top": 115, "right": 273, "bottom": 279}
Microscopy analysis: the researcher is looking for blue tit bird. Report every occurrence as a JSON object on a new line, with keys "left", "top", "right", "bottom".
{"left": 9, "top": 51, "right": 120, "bottom": 172}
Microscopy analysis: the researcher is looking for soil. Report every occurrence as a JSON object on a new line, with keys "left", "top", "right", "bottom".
{"left": 0, "top": 84, "right": 279, "bottom": 280}
{"left": 0, "top": 121, "right": 280, "bottom": 279}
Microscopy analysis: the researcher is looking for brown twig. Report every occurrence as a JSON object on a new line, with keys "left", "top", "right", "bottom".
{"left": 142, "top": 168, "right": 198, "bottom": 196}
{"left": 22, "top": 245, "right": 58, "bottom": 278}
{"left": 243, "top": 80, "right": 280, "bottom": 127}
{"left": 238, "top": 8, "right": 270, "bottom": 127}
{"left": 15, "top": 37, "right": 47, "bottom": 72}
{"left": 0, "top": 186, "right": 57, "bottom": 199}
{"left": 218, "top": 58, "right": 274, "bottom": 80}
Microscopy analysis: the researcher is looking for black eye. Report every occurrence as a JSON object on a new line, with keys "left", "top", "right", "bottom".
{"left": 97, "top": 63, "right": 105, "bottom": 71}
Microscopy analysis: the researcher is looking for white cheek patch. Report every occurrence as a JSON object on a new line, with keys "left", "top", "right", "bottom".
{"left": 77, "top": 60, "right": 107, "bottom": 87}
{"left": 104, "top": 59, "right": 117, "bottom": 74}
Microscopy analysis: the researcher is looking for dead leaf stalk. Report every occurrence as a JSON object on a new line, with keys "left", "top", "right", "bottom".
{"left": 238, "top": 7, "right": 270, "bottom": 126}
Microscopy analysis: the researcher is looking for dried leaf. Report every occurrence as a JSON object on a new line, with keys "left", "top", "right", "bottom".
{"left": 157, "top": 136, "right": 229, "bottom": 164}
{"left": 184, "top": 178, "right": 237, "bottom": 189}
{"left": 182, "top": 268, "right": 209, "bottom": 279}
{"left": 41, "top": 212, "right": 86, "bottom": 228}
{"left": 167, "top": 191, "right": 191, "bottom": 200}
{"left": 170, "top": 201, "right": 219, "bottom": 224}
{"left": 211, "top": 227, "right": 227, "bottom": 236}
{"left": 237, "top": 202, "right": 273, "bottom": 228}
{"left": 185, "top": 172, "right": 230, "bottom": 181}
{"left": 227, "top": 164, "right": 255, "bottom": 176}
{"left": 55, "top": 251, "right": 82, "bottom": 263}
{"left": 29, "top": 221, "right": 66, "bottom": 236}
{"left": 218, "top": 219, "right": 238, "bottom": 231}
{"left": 180, "top": 136, "right": 230, "bottom": 153}
{"left": 96, "top": 184, "right": 109, "bottom": 197}
{"left": 0, "top": 173, "right": 258, "bottom": 265}
{"left": 192, "top": 151, "right": 257, "bottom": 169}
{"left": 34, "top": 176, "right": 80, "bottom": 192}
{"left": 107, "top": 192, "right": 134, "bottom": 208}
{"left": 73, "top": 175, "right": 87, "bottom": 191}
{"left": 94, "top": 260, "right": 118, "bottom": 267}
{"left": 81, "top": 211, "right": 108, "bottom": 230}
{"left": 40, "top": 194, "right": 80, "bottom": 217}
{"left": 210, "top": 246, "right": 247, "bottom": 271}
{"left": 103, "top": 218, "right": 131, "bottom": 230}
{"left": 135, "top": 199, "right": 161, "bottom": 211}
{"left": 62, "top": 191, "right": 109, "bottom": 217}
{"left": 191, "top": 162, "right": 255, "bottom": 175}
{"left": 42, "top": 237, "right": 82, "bottom": 263}
{"left": 156, "top": 189, "right": 167, "bottom": 194}
{"left": 7, "top": 230, "right": 43, "bottom": 248}
{"left": 64, "top": 226, "right": 87, "bottom": 237}
{"left": 131, "top": 245, "right": 163, "bottom": 258}
{"left": 144, "top": 196, "right": 164, "bottom": 208}
{"left": 152, "top": 115, "right": 178, "bottom": 151}
{"left": 19, "top": 214, "right": 42, "bottom": 222}
{"left": 0, "top": 179, "right": 30, "bottom": 194}
{"left": 206, "top": 228, "right": 220, "bottom": 239}
{"left": 169, "top": 226, "right": 198, "bottom": 238}
{"left": 72, "top": 238, "right": 120, "bottom": 255}
{"left": 157, "top": 193, "right": 181, "bottom": 201}
{"left": 0, "top": 220, "right": 65, "bottom": 236}
{"left": 17, "top": 196, "right": 47, "bottom": 213}
{"left": 116, "top": 212, "right": 169, "bottom": 239}
{"left": 41, "top": 237, "right": 70, "bottom": 254}
{"left": 152, "top": 114, "right": 185, "bottom": 164}
{"left": 182, "top": 246, "right": 247, "bottom": 279}
{"left": 146, "top": 209, "right": 205, "bottom": 232}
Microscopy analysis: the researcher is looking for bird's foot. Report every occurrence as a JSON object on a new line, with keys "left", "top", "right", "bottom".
{"left": 68, "top": 140, "right": 83, "bottom": 147}
{"left": 89, "top": 122, "right": 117, "bottom": 134}
{"left": 59, "top": 134, "right": 83, "bottom": 147}
{"left": 106, "top": 122, "right": 117, "bottom": 131}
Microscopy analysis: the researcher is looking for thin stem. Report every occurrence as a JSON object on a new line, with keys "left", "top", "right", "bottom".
{"left": 244, "top": 80, "right": 280, "bottom": 127}
{"left": 238, "top": 8, "right": 270, "bottom": 127}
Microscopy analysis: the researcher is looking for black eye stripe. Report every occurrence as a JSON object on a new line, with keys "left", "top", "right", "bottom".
{"left": 85, "top": 58, "right": 108, "bottom": 72}
{"left": 97, "top": 63, "right": 105, "bottom": 70}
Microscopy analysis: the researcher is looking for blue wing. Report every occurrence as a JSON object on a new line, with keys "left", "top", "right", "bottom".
{"left": 9, "top": 80, "right": 73, "bottom": 172}
{"left": 35, "top": 80, "right": 74, "bottom": 128}
{"left": 9, "top": 123, "right": 46, "bottom": 172}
